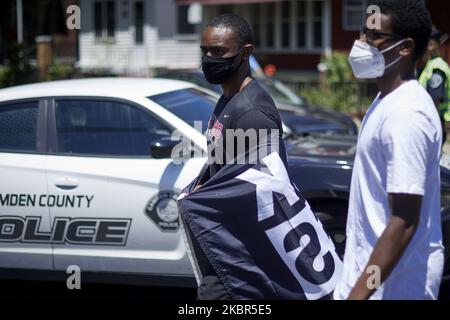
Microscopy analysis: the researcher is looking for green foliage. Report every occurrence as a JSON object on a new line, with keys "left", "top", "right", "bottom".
{"left": 0, "top": 43, "right": 36, "bottom": 88}
{"left": 45, "top": 63, "right": 75, "bottom": 81}
{"left": 322, "top": 50, "right": 354, "bottom": 83}
{"left": 300, "top": 51, "right": 372, "bottom": 115}
{"left": 81, "top": 68, "right": 118, "bottom": 78}
{"left": 0, "top": 66, "right": 9, "bottom": 88}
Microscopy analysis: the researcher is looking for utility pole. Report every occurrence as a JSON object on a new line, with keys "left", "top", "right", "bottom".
{"left": 16, "top": 0, "right": 23, "bottom": 44}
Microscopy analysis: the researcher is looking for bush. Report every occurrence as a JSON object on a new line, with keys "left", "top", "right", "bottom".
{"left": 0, "top": 43, "right": 37, "bottom": 88}
{"left": 0, "top": 66, "right": 9, "bottom": 88}
{"left": 81, "top": 68, "right": 118, "bottom": 78}
{"left": 300, "top": 51, "right": 373, "bottom": 116}
{"left": 45, "top": 63, "right": 76, "bottom": 81}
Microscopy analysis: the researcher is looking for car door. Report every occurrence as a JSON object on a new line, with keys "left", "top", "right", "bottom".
{"left": 0, "top": 99, "right": 53, "bottom": 270}
{"left": 46, "top": 97, "right": 203, "bottom": 278}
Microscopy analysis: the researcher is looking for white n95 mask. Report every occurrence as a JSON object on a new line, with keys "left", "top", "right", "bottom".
{"left": 348, "top": 39, "right": 406, "bottom": 79}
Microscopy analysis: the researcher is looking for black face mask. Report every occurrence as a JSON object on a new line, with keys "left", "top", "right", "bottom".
{"left": 201, "top": 51, "right": 243, "bottom": 85}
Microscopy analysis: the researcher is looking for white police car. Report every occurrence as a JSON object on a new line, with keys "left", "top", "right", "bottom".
{"left": 0, "top": 78, "right": 217, "bottom": 287}
{"left": 2, "top": 79, "right": 450, "bottom": 291}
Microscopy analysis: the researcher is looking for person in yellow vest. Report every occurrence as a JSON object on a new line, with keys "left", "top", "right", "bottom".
{"left": 418, "top": 28, "right": 450, "bottom": 144}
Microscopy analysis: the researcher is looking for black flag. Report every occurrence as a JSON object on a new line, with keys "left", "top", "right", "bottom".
{"left": 178, "top": 146, "right": 343, "bottom": 300}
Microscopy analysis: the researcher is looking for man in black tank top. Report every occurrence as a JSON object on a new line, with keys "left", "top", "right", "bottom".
{"left": 182, "top": 13, "right": 286, "bottom": 300}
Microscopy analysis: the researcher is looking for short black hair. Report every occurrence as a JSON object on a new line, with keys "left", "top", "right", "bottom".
{"left": 368, "top": 0, "right": 432, "bottom": 59}
{"left": 206, "top": 13, "right": 254, "bottom": 48}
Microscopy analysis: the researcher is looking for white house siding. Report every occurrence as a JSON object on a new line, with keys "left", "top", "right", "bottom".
{"left": 155, "top": 38, "right": 201, "bottom": 70}
{"left": 78, "top": 0, "right": 200, "bottom": 75}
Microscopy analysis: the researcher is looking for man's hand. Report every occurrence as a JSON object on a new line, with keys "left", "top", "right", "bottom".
{"left": 177, "top": 184, "right": 203, "bottom": 202}
{"left": 347, "top": 193, "right": 422, "bottom": 300}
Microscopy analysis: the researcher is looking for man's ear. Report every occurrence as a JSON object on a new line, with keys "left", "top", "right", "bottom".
{"left": 241, "top": 44, "right": 254, "bottom": 59}
{"left": 399, "top": 38, "right": 415, "bottom": 57}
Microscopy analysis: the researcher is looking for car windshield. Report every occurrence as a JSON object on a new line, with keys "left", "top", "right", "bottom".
{"left": 159, "top": 72, "right": 222, "bottom": 95}
{"left": 287, "top": 134, "right": 357, "bottom": 158}
{"left": 258, "top": 78, "right": 305, "bottom": 106}
{"left": 149, "top": 88, "right": 217, "bottom": 133}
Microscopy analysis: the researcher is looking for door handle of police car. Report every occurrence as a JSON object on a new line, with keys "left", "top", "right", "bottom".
{"left": 54, "top": 178, "right": 80, "bottom": 190}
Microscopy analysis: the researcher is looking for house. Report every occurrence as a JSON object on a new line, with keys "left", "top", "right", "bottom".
{"left": 2, "top": 0, "right": 448, "bottom": 79}
{"left": 0, "top": 0, "right": 78, "bottom": 65}
{"left": 1, "top": 0, "right": 203, "bottom": 77}
{"left": 78, "top": 0, "right": 202, "bottom": 75}
{"left": 176, "top": 0, "right": 450, "bottom": 79}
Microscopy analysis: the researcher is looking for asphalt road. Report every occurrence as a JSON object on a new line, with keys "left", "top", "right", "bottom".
{"left": 0, "top": 279, "right": 197, "bottom": 301}
{"left": 0, "top": 279, "right": 448, "bottom": 301}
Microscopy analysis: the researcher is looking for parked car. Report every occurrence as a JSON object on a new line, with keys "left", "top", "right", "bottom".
{"left": 158, "top": 70, "right": 358, "bottom": 136}
{"left": 0, "top": 78, "right": 447, "bottom": 291}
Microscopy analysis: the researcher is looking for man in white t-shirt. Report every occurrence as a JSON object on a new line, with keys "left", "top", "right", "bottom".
{"left": 334, "top": 0, "right": 444, "bottom": 300}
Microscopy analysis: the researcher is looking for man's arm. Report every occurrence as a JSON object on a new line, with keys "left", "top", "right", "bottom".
{"left": 348, "top": 193, "right": 421, "bottom": 300}
{"left": 427, "top": 70, "right": 446, "bottom": 109}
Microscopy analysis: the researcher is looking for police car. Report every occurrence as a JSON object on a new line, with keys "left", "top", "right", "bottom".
{"left": 0, "top": 78, "right": 214, "bottom": 287}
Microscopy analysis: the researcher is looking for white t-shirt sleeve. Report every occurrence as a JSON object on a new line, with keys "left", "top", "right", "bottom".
{"left": 380, "top": 109, "right": 436, "bottom": 196}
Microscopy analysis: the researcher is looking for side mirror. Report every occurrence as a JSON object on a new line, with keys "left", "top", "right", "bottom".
{"left": 150, "top": 136, "right": 181, "bottom": 159}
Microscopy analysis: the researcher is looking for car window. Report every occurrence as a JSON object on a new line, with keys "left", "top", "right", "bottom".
{"left": 184, "top": 75, "right": 222, "bottom": 94}
{"left": 149, "top": 88, "right": 217, "bottom": 133}
{"left": 0, "top": 101, "right": 39, "bottom": 152}
{"left": 259, "top": 78, "right": 305, "bottom": 106}
{"left": 55, "top": 99, "right": 172, "bottom": 157}
{"left": 183, "top": 75, "right": 222, "bottom": 94}
{"left": 160, "top": 73, "right": 222, "bottom": 95}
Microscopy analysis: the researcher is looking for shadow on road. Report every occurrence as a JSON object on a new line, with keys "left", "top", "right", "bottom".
{"left": 1, "top": 279, "right": 449, "bottom": 301}
{"left": 0, "top": 279, "right": 197, "bottom": 301}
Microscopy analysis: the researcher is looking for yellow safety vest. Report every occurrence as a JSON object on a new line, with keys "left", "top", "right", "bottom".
{"left": 419, "top": 57, "right": 450, "bottom": 121}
